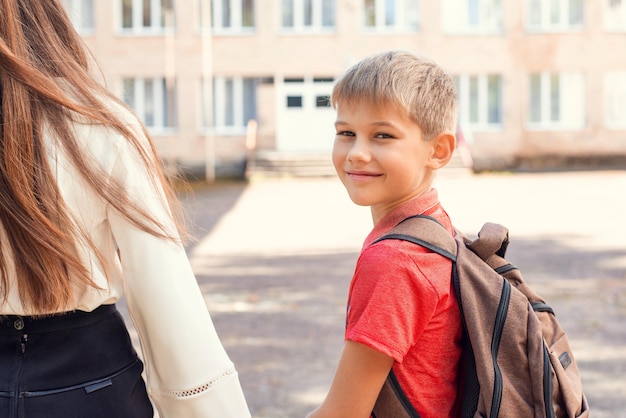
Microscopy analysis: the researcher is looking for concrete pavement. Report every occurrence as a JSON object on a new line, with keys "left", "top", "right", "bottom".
{"left": 148, "top": 170, "right": 626, "bottom": 417}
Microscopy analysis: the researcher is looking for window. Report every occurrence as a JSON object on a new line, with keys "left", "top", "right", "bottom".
{"left": 527, "top": 0, "right": 583, "bottom": 32}
{"left": 202, "top": 0, "right": 255, "bottom": 32}
{"left": 363, "top": 0, "right": 419, "bottom": 31}
{"left": 281, "top": 0, "right": 336, "bottom": 31}
{"left": 123, "top": 77, "right": 177, "bottom": 131}
{"left": 528, "top": 72, "right": 584, "bottom": 130}
{"left": 316, "top": 95, "right": 330, "bottom": 107}
{"left": 455, "top": 75, "right": 502, "bottom": 130}
{"left": 605, "top": 72, "right": 626, "bottom": 129}
{"left": 605, "top": 0, "right": 626, "bottom": 31}
{"left": 63, "top": 0, "right": 95, "bottom": 33}
{"left": 442, "top": 0, "right": 502, "bottom": 34}
{"left": 287, "top": 96, "right": 303, "bottom": 107}
{"left": 120, "top": 0, "right": 174, "bottom": 33}
{"left": 203, "top": 77, "right": 258, "bottom": 133}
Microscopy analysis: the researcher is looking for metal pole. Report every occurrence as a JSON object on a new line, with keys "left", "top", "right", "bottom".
{"left": 201, "top": 0, "right": 215, "bottom": 182}
{"left": 164, "top": 5, "right": 177, "bottom": 177}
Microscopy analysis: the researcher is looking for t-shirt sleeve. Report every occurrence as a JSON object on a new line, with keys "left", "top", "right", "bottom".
{"left": 345, "top": 243, "right": 441, "bottom": 364}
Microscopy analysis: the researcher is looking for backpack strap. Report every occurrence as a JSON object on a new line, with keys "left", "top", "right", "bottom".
{"left": 373, "top": 215, "right": 457, "bottom": 260}
{"left": 371, "top": 215, "right": 514, "bottom": 418}
{"left": 375, "top": 216, "right": 511, "bottom": 265}
{"left": 376, "top": 214, "right": 513, "bottom": 272}
{"left": 373, "top": 370, "right": 421, "bottom": 418}
{"left": 370, "top": 215, "right": 457, "bottom": 418}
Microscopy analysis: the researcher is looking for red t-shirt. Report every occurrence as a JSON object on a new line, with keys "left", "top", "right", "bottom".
{"left": 345, "top": 189, "right": 462, "bottom": 418}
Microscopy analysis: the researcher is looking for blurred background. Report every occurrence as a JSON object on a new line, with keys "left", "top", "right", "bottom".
{"left": 62, "top": 1, "right": 626, "bottom": 417}
{"left": 64, "top": 0, "right": 626, "bottom": 182}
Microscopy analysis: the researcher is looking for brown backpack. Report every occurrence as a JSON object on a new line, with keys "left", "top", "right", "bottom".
{"left": 371, "top": 215, "right": 590, "bottom": 418}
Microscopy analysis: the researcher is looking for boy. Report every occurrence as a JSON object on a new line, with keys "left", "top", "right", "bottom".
{"left": 306, "top": 50, "right": 462, "bottom": 418}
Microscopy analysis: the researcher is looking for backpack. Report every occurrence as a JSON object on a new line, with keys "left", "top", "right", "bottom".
{"left": 371, "top": 215, "right": 590, "bottom": 418}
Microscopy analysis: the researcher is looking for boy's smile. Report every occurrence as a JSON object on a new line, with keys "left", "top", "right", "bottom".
{"left": 333, "top": 102, "right": 439, "bottom": 223}
{"left": 345, "top": 169, "right": 383, "bottom": 181}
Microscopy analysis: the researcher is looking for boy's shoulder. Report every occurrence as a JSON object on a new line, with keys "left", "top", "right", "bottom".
{"left": 359, "top": 230, "right": 454, "bottom": 288}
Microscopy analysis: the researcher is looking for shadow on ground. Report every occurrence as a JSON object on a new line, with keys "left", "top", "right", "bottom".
{"left": 194, "top": 250, "right": 355, "bottom": 418}
{"left": 177, "top": 180, "right": 249, "bottom": 250}
{"left": 199, "top": 236, "right": 626, "bottom": 418}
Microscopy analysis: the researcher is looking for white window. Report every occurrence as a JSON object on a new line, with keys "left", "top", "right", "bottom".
{"left": 605, "top": 0, "right": 626, "bottom": 31}
{"left": 203, "top": 77, "right": 258, "bottom": 134}
{"left": 455, "top": 74, "right": 503, "bottom": 131}
{"left": 120, "top": 0, "right": 174, "bottom": 34}
{"left": 605, "top": 72, "right": 626, "bottom": 129}
{"left": 122, "top": 77, "right": 177, "bottom": 131}
{"left": 203, "top": 0, "right": 255, "bottom": 33}
{"left": 281, "top": 0, "right": 336, "bottom": 31}
{"left": 363, "top": 0, "right": 419, "bottom": 32}
{"left": 63, "top": 0, "right": 95, "bottom": 33}
{"left": 442, "top": 0, "right": 502, "bottom": 34}
{"left": 528, "top": 72, "right": 585, "bottom": 130}
{"left": 527, "top": 0, "right": 583, "bottom": 32}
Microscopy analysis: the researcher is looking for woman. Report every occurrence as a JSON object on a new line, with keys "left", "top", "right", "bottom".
{"left": 0, "top": 1, "right": 250, "bottom": 417}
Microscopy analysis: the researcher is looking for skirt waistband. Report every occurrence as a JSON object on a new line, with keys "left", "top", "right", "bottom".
{"left": 0, "top": 304, "right": 117, "bottom": 334}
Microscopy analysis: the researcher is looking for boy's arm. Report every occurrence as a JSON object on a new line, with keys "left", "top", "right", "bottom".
{"left": 306, "top": 340, "right": 394, "bottom": 418}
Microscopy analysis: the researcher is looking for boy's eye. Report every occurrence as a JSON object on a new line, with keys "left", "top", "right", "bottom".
{"left": 374, "top": 132, "right": 393, "bottom": 139}
{"left": 336, "top": 130, "right": 355, "bottom": 137}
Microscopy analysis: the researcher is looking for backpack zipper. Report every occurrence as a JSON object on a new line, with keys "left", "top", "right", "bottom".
{"left": 543, "top": 345, "right": 555, "bottom": 418}
{"left": 490, "top": 279, "right": 511, "bottom": 418}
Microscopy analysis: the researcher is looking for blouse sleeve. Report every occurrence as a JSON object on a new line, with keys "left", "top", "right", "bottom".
{"left": 106, "top": 125, "right": 251, "bottom": 417}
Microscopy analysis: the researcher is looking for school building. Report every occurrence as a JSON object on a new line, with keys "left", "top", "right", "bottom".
{"left": 64, "top": 0, "right": 626, "bottom": 177}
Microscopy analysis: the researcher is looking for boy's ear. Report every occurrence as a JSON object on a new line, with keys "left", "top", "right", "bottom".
{"left": 428, "top": 131, "right": 457, "bottom": 170}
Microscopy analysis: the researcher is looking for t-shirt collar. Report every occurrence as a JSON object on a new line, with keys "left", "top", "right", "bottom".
{"left": 364, "top": 188, "right": 440, "bottom": 248}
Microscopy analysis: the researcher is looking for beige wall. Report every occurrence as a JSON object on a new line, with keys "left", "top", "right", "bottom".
{"left": 81, "top": 0, "right": 626, "bottom": 174}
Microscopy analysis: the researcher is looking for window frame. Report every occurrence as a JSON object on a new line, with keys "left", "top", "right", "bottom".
{"left": 605, "top": 72, "right": 626, "bottom": 129}
{"left": 63, "top": 0, "right": 95, "bottom": 34}
{"left": 203, "top": 77, "right": 258, "bottom": 135}
{"left": 203, "top": 0, "right": 255, "bottom": 34}
{"left": 441, "top": 0, "right": 502, "bottom": 35}
{"left": 122, "top": 77, "right": 178, "bottom": 133}
{"left": 362, "top": 0, "right": 420, "bottom": 33}
{"left": 455, "top": 74, "right": 503, "bottom": 132}
{"left": 280, "top": 0, "right": 336, "bottom": 33}
{"left": 118, "top": 0, "right": 175, "bottom": 35}
{"left": 526, "top": 0, "right": 584, "bottom": 33}
{"left": 527, "top": 72, "right": 585, "bottom": 130}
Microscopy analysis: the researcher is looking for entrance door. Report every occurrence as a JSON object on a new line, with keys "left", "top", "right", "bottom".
{"left": 276, "top": 77, "right": 336, "bottom": 152}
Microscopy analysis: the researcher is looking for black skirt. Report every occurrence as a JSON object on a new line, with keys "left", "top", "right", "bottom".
{"left": 0, "top": 304, "right": 153, "bottom": 418}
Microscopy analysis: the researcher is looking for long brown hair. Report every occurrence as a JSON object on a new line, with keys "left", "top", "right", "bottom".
{"left": 0, "top": 0, "right": 184, "bottom": 313}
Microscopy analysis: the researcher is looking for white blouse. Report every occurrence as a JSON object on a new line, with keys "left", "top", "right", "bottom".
{"left": 0, "top": 105, "right": 251, "bottom": 418}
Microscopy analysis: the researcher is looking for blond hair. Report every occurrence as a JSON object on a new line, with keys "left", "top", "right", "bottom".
{"left": 331, "top": 50, "right": 457, "bottom": 140}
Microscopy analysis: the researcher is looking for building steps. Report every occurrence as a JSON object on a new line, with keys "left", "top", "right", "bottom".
{"left": 247, "top": 151, "right": 336, "bottom": 178}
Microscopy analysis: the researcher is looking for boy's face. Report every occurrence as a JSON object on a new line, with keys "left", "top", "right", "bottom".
{"left": 333, "top": 101, "right": 438, "bottom": 222}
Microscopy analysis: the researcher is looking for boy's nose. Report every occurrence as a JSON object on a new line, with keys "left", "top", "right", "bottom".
{"left": 347, "top": 137, "right": 371, "bottom": 162}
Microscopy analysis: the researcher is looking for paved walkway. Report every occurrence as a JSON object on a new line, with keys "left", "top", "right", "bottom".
{"left": 143, "top": 170, "right": 626, "bottom": 417}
